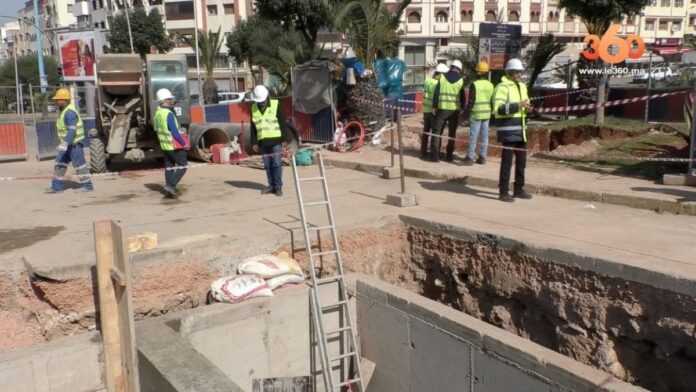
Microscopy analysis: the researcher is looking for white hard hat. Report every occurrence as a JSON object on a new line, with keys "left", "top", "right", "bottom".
{"left": 251, "top": 85, "right": 269, "bottom": 103}
{"left": 505, "top": 58, "right": 525, "bottom": 72}
{"left": 451, "top": 60, "right": 463, "bottom": 71}
{"left": 156, "top": 88, "right": 175, "bottom": 102}
{"left": 345, "top": 47, "right": 356, "bottom": 58}
{"left": 435, "top": 63, "right": 449, "bottom": 74}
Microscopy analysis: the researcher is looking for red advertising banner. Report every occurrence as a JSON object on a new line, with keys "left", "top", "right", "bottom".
{"left": 58, "top": 31, "right": 102, "bottom": 81}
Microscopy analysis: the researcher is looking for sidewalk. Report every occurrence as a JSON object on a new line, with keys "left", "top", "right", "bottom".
{"left": 323, "top": 146, "right": 696, "bottom": 215}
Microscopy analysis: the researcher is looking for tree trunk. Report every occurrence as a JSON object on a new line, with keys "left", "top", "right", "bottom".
{"left": 595, "top": 63, "right": 607, "bottom": 126}
{"left": 203, "top": 78, "right": 219, "bottom": 104}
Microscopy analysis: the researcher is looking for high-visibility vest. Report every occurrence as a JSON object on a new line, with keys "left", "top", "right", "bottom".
{"left": 56, "top": 103, "right": 84, "bottom": 144}
{"left": 422, "top": 77, "right": 438, "bottom": 114}
{"left": 492, "top": 75, "right": 529, "bottom": 143}
{"left": 470, "top": 79, "right": 495, "bottom": 121}
{"left": 154, "top": 106, "right": 177, "bottom": 151}
{"left": 437, "top": 77, "right": 464, "bottom": 111}
{"left": 252, "top": 99, "right": 282, "bottom": 141}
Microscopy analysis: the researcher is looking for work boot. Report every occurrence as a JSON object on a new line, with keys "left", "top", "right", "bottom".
{"left": 275, "top": 188, "right": 283, "bottom": 197}
{"left": 462, "top": 158, "right": 475, "bottom": 166}
{"left": 514, "top": 189, "right": 533, "bottom": 200}
{"left": 499, "top": 193, "right": 514, "bottom": 203}
{"left": 261, "top": 186, "right": 275, "bottom": 195}
{"left": 476, "top": 157, "right": 486, "bottom": 165}
{"left": 163, "top": 186, "right": 178, "bottom": 199}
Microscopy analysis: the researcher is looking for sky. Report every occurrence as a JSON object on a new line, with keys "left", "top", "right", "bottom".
{"left": 3, "top": 0, "right": 29, "bottom": 19}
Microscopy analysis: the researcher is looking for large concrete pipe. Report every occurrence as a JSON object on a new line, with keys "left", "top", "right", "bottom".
{"left": 188, "top": 123, "right": 239, "bottom": 161}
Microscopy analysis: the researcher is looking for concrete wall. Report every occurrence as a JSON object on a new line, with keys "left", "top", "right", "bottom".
{"left": 0, "top": 332, "right": 105, "bottom": 392}
{"left": 353, "top": 274, "right": 645, "bottom": 392}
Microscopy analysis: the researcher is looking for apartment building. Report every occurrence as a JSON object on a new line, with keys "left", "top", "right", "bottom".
{"left": 11, "top": 0, "right": 77, "bottom": 56}
{"left": 389, "top": 0, "right": 693, "bottom": 85}
{"left": 87, "top": 0, "right": 254, "bottom": 93}
{"left": 0, "top": 21, "right": 21, "bottom": 61}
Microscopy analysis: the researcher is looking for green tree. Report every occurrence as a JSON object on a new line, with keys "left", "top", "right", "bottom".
{"left": 559, "top": 0, "right": 650, "bottom": 125}
{"left": 107, "top": 7, "right": 172, "bottom": 58}
{"left": 255, "top": 0, "right": 334, "bottom": 48}
{"left": 442, "top": 37, "right": 480, "bottom": 86}
{"left": 334, "top": 0, "right": 412, "bottom": 65}
{"left": 183, "top": 27, "right": 225, "bottom": 104}
{"left": 524, "top": 34, "right": 566, "bottom": 93}
{"left": 685, "top": 34, "right": 696, "bottom": 50}
{"left": 0, "top": 55, "right": 60, "bottom": 86}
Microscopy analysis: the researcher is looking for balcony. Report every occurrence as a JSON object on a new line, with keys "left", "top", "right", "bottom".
{"left": 529, "top": 22, "right": 541, "bottom": 32}
{"left": 406, "top": 23, "right": 422, "bottom": 33}
{"left": 434, "top": 23, "right": 450, "bottom": 33}
{"left": 547, "top": 22, "right": 559, "bottom": 32}
{"left": 459, "top": 22, "right": 474, "bottom": 33}
{"left": 563, "top": 22, "right": 575, "bottom": 33}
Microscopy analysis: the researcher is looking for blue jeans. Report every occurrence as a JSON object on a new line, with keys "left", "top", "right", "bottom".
{"left": 467, "top": 119, "right": 490, "bottom": 160}
{"left": 51, "top": 143, "right": 93, "bottom": 191}
{"left": 261, "top": 144, "right": 283, "bottom": 190}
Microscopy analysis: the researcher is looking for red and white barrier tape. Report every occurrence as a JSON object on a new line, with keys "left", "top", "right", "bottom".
{"left": 537, "top": 90, "right": 688, "bottom": 114}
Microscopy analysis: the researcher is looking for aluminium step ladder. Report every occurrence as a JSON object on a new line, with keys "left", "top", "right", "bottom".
{"left": 291, "top": 150, "right": 364, "bottom": 392}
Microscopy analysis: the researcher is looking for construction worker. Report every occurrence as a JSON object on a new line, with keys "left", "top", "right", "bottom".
{"left": 463, "top": 61, "right": 494, "bottom": 166}
{"left": 250, "top": 85, "right": 287, "bottom": 197}
{"left": 431, "top": 59, "right": 466, "bottom": 162}
{"left": 421, "top": 63, "right": 449, "bottom": 159}
{"left": 154, "top": 88, "right": 188, "bottom": 198}
{"left": 492, "top": 58, "right": 533, "bottom": 202}
{"left": 48, "top": 88, "right": 93, "bottom": 193}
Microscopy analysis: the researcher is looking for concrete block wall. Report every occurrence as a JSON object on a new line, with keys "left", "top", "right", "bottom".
{"left": 353, "top": 274, "right": 646, "bottom": 392}
{"left": 0, "top": 332, "right": 105, "bottom": 392}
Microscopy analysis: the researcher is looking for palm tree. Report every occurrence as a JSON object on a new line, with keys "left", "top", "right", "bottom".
{"left": 334, "top": 0, "right": 412, "bottom": 66}
{"left": 183, "top": 27, "right": 225, "bottom": 104}
{"left": 524, "top": 34, "right": 567, "bottom": 93}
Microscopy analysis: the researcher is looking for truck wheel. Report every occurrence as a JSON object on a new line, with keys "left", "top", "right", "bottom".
{"left": 89, "top": 137, "right": 108, "bottom": 173}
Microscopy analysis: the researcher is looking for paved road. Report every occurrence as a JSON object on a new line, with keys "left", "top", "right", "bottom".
{"left": 0, "top": 159, "right": 694, "bottom": 291}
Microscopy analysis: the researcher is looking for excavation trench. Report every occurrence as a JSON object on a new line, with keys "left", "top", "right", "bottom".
{"left": 280, "top": 218, "right": 696, "bottom": 392}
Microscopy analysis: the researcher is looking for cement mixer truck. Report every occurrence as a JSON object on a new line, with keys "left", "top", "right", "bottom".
{"left": 89, "top": 53, "right": 244, "bottom": 173}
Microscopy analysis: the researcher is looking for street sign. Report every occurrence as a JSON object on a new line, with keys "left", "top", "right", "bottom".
{"left": 478, "top": 23, "right": 522, "bottom": 70}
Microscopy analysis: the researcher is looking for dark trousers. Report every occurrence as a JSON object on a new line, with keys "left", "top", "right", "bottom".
{"left": 431, "top": 109, "right": 460, "bottom": 161}
{"left": 499, "top": 142, "right": 527, "bottom": 194}
{"left": 51, "top": 143, "right": 93, "bottom": 191}
{"left": 420, "top": 113, "right": 433, "bottom": 157}
{"left": 261, "top": 143, "right": 283, "bottom": 190}
{"left": 163, "top": 149, "right": 188, "bottom": 189}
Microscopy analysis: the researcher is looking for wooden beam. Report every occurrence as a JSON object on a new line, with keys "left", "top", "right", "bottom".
{"left": 94, "top": 220, "right": 140, "bottom": 392}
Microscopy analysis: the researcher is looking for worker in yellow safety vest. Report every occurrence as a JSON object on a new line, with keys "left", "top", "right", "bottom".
{"left": 250, "top": 85, "right": 288, "bottom": 197}
{"left": 463, "top": 61, "right": 494, "bottom": 166}
{"left": 420, "top": 63, "right": 449, "bottom": 159}
{"left": 430, "top": 60, "right": 466, "bottom": 162}
{"left": 154, "top": 88, "right": 189, "bottom": 198}
{"left": 492, "top": 58, "right": 533, "bottom": 202}
{"left": 48, "top": 88, "right": 94, "bottom": 193}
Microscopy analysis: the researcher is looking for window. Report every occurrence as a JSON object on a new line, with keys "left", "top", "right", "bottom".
{"left": 661, "top": 0, "right": 670, "bottom": 6}
{"left": 435, "top": 11, "right": 448, "bottom": 23}
{"left": 646, "top": 19, "right": 656, "bottom": 30}
{"left": 548, "top": 11, "right": 560, "bottom": 22}
{"left": 99, "top": 0, "right": 104, "bottom": 8}
{"left": 672, "top": 20, "right": 682, "bottom": 31}
{"left": 101, "top": 21, "right": 106, "bottom": 28}
{"left": 92, "top": 0, "right": 97, "bottom": 10}
{"left": 407, "top": 11, "right": 421, "bottom": 23}
{"left": 485, "top": 10, "right": 497, "bottom": 21}
{"left": 626, "top": 16, "right": 635, "bottom": 25}
{"left": 165, "top": 1, "right": 194, "bottom": 21}
{"left": 404, "top": 46, "right": 426, "bottom": 87}
{"left": 461, "top": 10, "right": 473, "bottom": 22}
{"left": 650, "top": 0, "right": 657, "bottom": 5}
{"left": 675, "top": 0, "right": 684, "bottom": 5}
{"left": 690, "top": 15, "right": 696, "bottom": 26}
{"left": 224, "top": 4, "right": 235, "bottom": 15}
{"left": 440, "top": 38, "right": 449, "bottom": 46}
{"left": 67, "top": 4, "right": 73, "bottom": 12}
{"left": 509, "top": 11, "right": 520, "bottom": 22}
{"left": 94, "top": 22, "right": 99, "bottom": 28}
{"left": 207, "top": 5, "right": 217, "bottom": 15}
{"left": 659, "top": 19, "right": 669, "bottom": 30}
{"left": 530, "top": 11, "right": 540, "bottom": 22}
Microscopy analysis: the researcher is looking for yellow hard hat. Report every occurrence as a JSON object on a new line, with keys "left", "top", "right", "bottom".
{"left": 52, "top": 88, "right": 71, "bottom": 101}
{"left": 475, "top": 61, "right": 490, "bottom": 74}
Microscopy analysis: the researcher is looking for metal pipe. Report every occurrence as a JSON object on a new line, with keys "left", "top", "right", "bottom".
{"left": 644, "top": 51, "right": 653, "bottom": 123}
{"left": 690, "top": 86, "right": 696, "bottom": 175}
{"left": 397, "top": 107, "right": 405, "bottom": 194}
{"left": 12, "top": 46, "right": 19, "bottom": 116}
{"left": 193, "top": 0, "right": 203, "bottom": 107}
{"left": 32, "top": 0, "right": 47, "bottom": 93}
{"left": 390, "top": 108, "right": 395, "bottom": 167}
{"left": 29, "top": 83, "right": 36, "bottom": 125}
{"left": 123, "top": 0, "right": 135, "bottom": 54}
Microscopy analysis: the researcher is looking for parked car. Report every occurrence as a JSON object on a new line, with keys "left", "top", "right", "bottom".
{"left": 633, "top": 67, "right": 674, "bottom": 83}
{"left": 218, "top": 92, "right": 246, "bottom": 104}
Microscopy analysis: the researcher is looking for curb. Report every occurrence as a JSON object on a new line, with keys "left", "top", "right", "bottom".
{"left": 325, "top": 158, "right": 696, "bottom": 216}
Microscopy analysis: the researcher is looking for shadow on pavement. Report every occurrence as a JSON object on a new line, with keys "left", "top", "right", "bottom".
{"left": 418, "top": 180, "right": 499, "bottom": 200}
{"left": 631, "top": 187, "right": 696, "bottom": 203}
{"left": 225, "top": 180, "right": 266, "bottom": 191}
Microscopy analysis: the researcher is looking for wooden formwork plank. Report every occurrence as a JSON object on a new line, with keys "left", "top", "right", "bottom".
{"left": 94, "top": 220, "right": 140, "bottom": 392}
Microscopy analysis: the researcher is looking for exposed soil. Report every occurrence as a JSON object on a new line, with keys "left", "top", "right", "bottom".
{"left": 0, "top": 260, "right": 215, "bottom": 351}
{"left": 0, "top": 226, "right": 65, "bottom": 254}
{"left": 278, "top": 222, "right": 696, "bottom": 392}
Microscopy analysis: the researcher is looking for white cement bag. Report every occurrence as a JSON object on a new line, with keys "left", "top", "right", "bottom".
{"left": 210, "top": 274, "right": 273, "bottom": 303}
{"left": 267, "top": 274, "right": 306, "bottom": 290}
{"left": 238, "top": 253, "right": 303, "bottom": 278}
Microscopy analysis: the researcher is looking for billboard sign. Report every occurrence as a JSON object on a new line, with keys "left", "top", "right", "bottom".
{"left": 57, "top": 31, "right": 103, "bottom": 81}
{"left": 478, "top": 23, "right": 522, "bottom": 70}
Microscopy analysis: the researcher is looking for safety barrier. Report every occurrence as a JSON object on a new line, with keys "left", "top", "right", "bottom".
{"left": 0, "top": 122, "right": 26, "bottom": 159}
